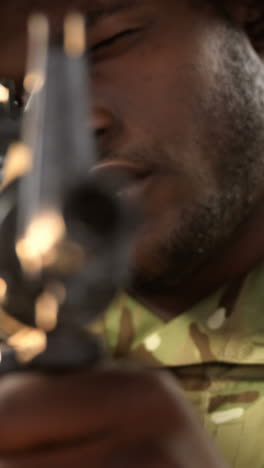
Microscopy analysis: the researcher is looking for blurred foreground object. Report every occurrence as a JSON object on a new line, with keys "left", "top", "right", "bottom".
{"left": 0, "top": 80, "right": 22, "bottom": 179}
{"left": 0, "top": 13, "right": 133, "bottom": 372}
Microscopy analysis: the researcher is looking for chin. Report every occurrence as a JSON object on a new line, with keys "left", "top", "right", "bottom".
{"left": 129, "top": 217, "right": 176, "bottom": 284}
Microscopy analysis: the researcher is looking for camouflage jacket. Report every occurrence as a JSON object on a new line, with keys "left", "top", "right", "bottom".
{"left": 98, "top": 262, "right": 264, "bottom": 468}
{"left": 1, "top": 262, "right": 264, "bottom": 466}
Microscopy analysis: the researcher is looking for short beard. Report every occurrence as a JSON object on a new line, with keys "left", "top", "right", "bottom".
{"left": 131, "top": 25, "right": 264, "bottom": 294}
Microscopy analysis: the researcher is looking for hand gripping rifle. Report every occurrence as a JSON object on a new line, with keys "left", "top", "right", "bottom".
{"left": 0, "top": 14, "right": 132, "bottom": 372}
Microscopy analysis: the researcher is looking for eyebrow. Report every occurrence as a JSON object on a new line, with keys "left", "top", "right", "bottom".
{"left": 86, "top": 0, "right": 141, "bottom": 27}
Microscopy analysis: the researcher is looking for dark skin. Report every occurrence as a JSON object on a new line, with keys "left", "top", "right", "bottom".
{"left": 0, "top": 0, "right": 264, "bottom": 465}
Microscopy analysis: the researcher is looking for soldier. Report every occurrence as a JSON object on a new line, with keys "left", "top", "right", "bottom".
{"left": 0, "top": 0, "right": 264, "bottom": 466}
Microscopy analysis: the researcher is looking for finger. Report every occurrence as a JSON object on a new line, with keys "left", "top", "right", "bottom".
{"left": 0, "top": 368, "right": 185, "bottom": 452}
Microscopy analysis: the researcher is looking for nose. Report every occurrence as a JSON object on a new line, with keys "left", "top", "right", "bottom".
{"left": 89, "top": 106, "right": 117, "bottom": 160}
{"left": 89, "top": 107, "right": 113, "bottom": 139}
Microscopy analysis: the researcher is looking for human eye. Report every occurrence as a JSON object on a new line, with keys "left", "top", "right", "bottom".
{"left": 90, "top": 27, "right": 142, "bottom": 61}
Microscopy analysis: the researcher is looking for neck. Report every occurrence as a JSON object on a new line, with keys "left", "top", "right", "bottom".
{"left": 130, "top": 197, "right": 264, "bottom": 320}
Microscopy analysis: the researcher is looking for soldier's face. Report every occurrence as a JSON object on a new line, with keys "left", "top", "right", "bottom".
{"left": 1, "top": 0, "right": 264, "bottom": 290}
{"left": 88, "top": 0, "right": 264, "bottom": 289}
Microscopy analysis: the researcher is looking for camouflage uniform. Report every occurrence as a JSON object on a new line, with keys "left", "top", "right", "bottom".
{"left": 1, "top": 262, "right": 264, "bottom": 466}
{"left": 98, "top": 262, "right": 264, "bottom": 468}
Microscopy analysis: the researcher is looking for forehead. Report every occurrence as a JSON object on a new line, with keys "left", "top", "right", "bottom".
{"left": 2, "top": 0, "right": 143, "bottom": 16}
{"left": 85, "top": 0, "right": 155, "bottom": 23}
{"left": 79, "top": 0, "right": 212, "bottom": 27}
{"left": 84, "top": 0, "right": 143, "bottom": 24}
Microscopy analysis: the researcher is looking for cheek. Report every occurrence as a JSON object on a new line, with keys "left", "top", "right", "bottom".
{"left": 92, "top": 47, "right": 206, "bottom": 144}
{"left": 91, "top": 22, "right": 228, "bottom": 187}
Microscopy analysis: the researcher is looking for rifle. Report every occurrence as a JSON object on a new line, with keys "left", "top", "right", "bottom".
{"left": 0, "top": 13, "right": 133, "bottom": 372}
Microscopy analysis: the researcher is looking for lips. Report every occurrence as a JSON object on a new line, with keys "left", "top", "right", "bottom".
{"left": 90, "top": 160, "right": 153, "bottom": 201}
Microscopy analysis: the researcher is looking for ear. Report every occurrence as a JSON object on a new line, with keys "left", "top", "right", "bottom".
{"left": 222, "top": 1, "right": 264, "bottom": 52}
